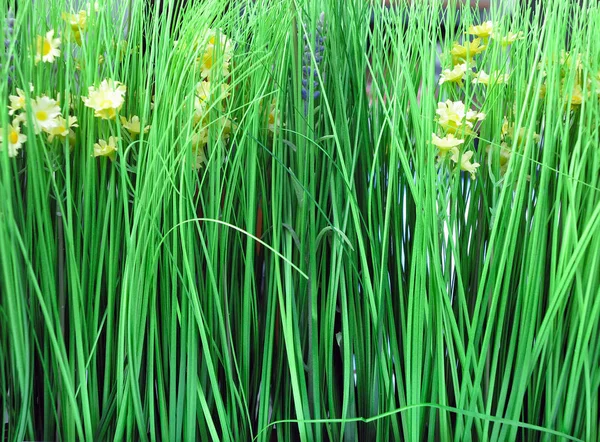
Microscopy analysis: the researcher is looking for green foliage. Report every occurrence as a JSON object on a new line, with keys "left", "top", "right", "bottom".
{"left": 0, "top": 0, "right": 598, "bottom": 440}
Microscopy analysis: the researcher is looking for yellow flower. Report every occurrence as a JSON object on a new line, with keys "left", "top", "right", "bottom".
{"left": 451, "top": 150, "right": 480, "bottom": 179}
{"left": 559, "top": 50, "right": 583, "bottom": 72}
{"left": 435, "top": 100, "right": 475, "bottom": 136}
{"left": 565, "top": 83, "right": 584, "bottom": 109}
{"left": 467, "top": 21, "right": 494, "bottom": 41}
{"left": 193, "top": 97, "right": 208, "bottom": 126}
{"left": 0, "top": 122, "right": 27, "bottom": 158}
{"left": 120, "top": 115, "right": 150, "bottom": 138}
{"left": 82, "top": 79, "right": 126, "bottom": 120}
{"left": 62, "top": 10, "right": 87, "bottom": 45}
{"left": 486, "top": 142, "right": 511, "bottom": 174}
{"left": 93, "top": 136, "right": 118, "bottom": 161}
{"left": 450, "top": 38, "right": 486, "bottom": 64}
{"left": 193, "top": 81, "right": 230, "bottom": 124}
{"left": 431, "top": 133, "right": 464, "bottom": 158}
{"left": 493, "top": 31, "right": 524, "bottom": 47}
{"left": 439, "top": 63, "right": 468, "bottom": 86}
{"left": 466, "top": 109, "right": 486, "bottom": 124}
{"left": 472, "top": 70, "right": 510, "bottom": 86}
{"left": 30, "top": 96, "right": 62, "bottom": 134}
{"left": 47, "top": 115, "right": 78, "bottom": 143}
{"left": 35, "top": 30, "right": 61, "bottom": 64}
{"left": 196, "top": 80, "right": 230, "bottom": 102}
{"left": 8, "top": 89, "right": 27, "bottom": 116}
{"left": 196, "top": 29, "right": 234, "bottom": 79}
{"left": 502, "top": 119, "right": 541, "bottom": 145}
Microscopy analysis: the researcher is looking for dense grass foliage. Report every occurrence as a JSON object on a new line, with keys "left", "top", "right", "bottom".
{"left": 1, "top": 0, "right": 599, "bottom": 440}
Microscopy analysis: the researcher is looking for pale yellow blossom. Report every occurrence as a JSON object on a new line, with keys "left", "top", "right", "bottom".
{"left": 435, "top": 100, "right": 476, "bottom": 136}
{"left": 431, "top": 133, "right": 464, "bottom": 158}
{"left": 450, "top": 38, "right": 486, "bottom": 64}
{"left": 467, "top": 21, "right": 494, "bottom": 41}
{"left": 30, "top": 96, "right": 62, "bottom": 134}
{"left": 0, "top": 121, "right": 27, "bottom": 157}
{"left": 8, "top": 89, "right": 27, "bottom": 116}
{"left": 82, "top": 79, "right": 126, "bottom": 120}
{"left": 439, "top": 63, "right": 468, "bottom": 86}
{"left": 35, "top": 30, "right": 61, "bottom": 64}
{"left": 47, "top": 116, "right": 78, "bottom": 143}
{"left": 493, "top": 31, "right": 525, "bottom": 47}
{"left": 451, "top": 150, "right": 480, "bottom": 179}
{"left": 93, "top": 136, "right": 118, "bottom": 161}
{"left": 120, "top": 115, "right": 150, "bottom": 138}
{"left": 472, "top": 70, "right": 510, "bottom": 86}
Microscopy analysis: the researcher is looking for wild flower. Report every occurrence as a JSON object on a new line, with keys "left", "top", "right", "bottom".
{"left": 492, "top": 31, "right": 525, "bottom": 47}
{"left": 467, "top": 21, "right": 493, "bottom": 41}
{"left": 0, "top": 121, "right": 27, "bottom": 157}
{"left": 566, "top": 82, "right": 585, "bottom": 109}
{"left": 8, "top": 89, "right": 27, "bottom": 116}
{"left": 431, "top": 133, "right": 464, "bottom": 158}
{"left": 47, "top": 115, "right": 78, "bottom": 143}
{"left": 465, "top": 109, "right": 486, "bottom": 124}
{"left": 93, "top": 136, "right": 118, "bottom": 161}
{"left": 196, "top": 29, "right": 233, "bottom": 79}
{"left": 450, "top": 38, "right": 486, "bottom": 65}
{"left": 30, "top": 96, "right": 61, "bottom": 134}
{"left": 82, "top": 79, "right": 127, "bottom": 120}
{"left": 487, "top": 141, "right": 512, "bottom": 175}
{"left": 120, "top": 115, "right": 150, "bottom": 138}
{"left": 439, "top": 63, "right": 468, "bottom": 86}
{"left": 35, "top": 30, "right": 61, "bottom": 64}
{"left": 435, "top": 100, "right": 476, "bottom": 136}
{"left": 451, "top": 150, "right": 480, "bottom": 179}
{"left": 196, "top": 80, "right": 230, "bottom": 102}
{"left": 62, "top": 10, "right": 87, "bottom": 45}
{"left": 501, "top": 118, "right": 541, "bottom": 146}
{"left": 472, "top": 70, "right": 510, "bottom": 86}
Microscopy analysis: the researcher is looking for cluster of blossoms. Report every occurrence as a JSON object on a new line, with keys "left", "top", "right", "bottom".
{"left": 537, "top": 50, "right": 600, "bottom": 110}
{"left": 81, "top": 78, "right": 150, "bottom": 160}
{"left": 62, "top": 9, "right": 88, "bottom": 46}
{"left": 486, "top": 112, "right": 541, "bottom": 176}
{"left": 439, "top": 21, "right": 520, "bottom": 88}
{"left": 301, "top": 12, "right": 326, "bottom": 114}
{"left": 434, "top": 20, "right": 530, "bottom": 180}
{"left": 188, "top": 29, "right": 235, "bottom": 168}
{"left": 432, "top": 100, "right": 484, "bottom": 179}
{"left": 2, "top": 86, "right": 78, "bottom": 158}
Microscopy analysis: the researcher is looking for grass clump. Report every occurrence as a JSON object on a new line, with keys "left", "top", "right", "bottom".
{"left": 1, "top": 0, "right": 599, "bottom": 440}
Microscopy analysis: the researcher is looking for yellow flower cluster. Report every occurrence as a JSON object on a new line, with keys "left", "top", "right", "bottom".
{"left": 192, "top": 29, "right": 234, "bottom": 80}
{"left": 3, "top": 86, "right": 78, "bottom": 158}
{"left": 62, "top": 10, "right": 87, "bottom": 45}
{"left": 486, "top": 109, "right": 541, "bottom": 177}
{"left": 186, "top": 29, "right": 235, "bottom": 169}
{"left": 440, "top": 21, "right": 515, "bottom": 88}
{"left": 551, "top": 51, "right": 599, "bottom": 110}
{"left": 432, "top": 100, "right": 484, "bottom": 179}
